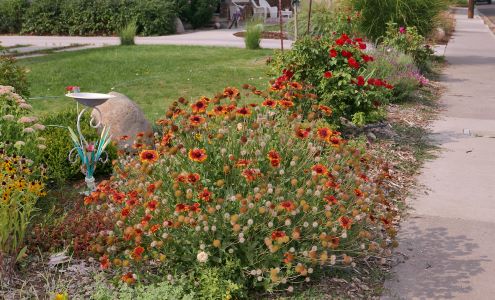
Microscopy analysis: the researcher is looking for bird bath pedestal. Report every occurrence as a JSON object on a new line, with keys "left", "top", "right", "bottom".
{"left": 65, "top": 92, "right": 114, "bottom": 194}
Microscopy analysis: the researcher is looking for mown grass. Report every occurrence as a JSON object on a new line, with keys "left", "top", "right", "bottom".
{"left": 19, "top": 45, "right": 273, "bottom": 121}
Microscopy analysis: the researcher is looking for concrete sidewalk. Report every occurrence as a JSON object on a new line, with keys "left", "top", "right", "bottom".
{"left": 383, "top": 8, "right": 495, "bottom": 300}
{"left": 0, "top": 29, "right": 292, "bottom": 50}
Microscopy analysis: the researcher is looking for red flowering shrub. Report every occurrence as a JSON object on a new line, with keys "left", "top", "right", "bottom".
{"left": 270, "top": 34, "right": 393, "bottom": 125}
{"left": 86, "top": 85, "right": 397, "bottom": 293}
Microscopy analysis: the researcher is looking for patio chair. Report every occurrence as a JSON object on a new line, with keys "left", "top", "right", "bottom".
{"left": 250, "top": 0, "right": 268, "bottom": 19}
{"left": 259, "top": 0, "right": 278, "bottom": 18}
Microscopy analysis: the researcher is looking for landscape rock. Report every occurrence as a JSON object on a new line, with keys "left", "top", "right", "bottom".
{"left": 91, "top": 92, "right": 152, "bottom": 150}
{"left": 175, "top": 18, "right": 185, "bottom": 34}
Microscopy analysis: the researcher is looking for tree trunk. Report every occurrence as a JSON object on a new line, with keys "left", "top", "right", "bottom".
{"left": 307, "top": 0, "right": 313, "bottom": 34}
{"left": 468, "top": 0, "right": 475, "bottom": 19}
{"left": 279, "top": 0, "right": 284, "bottom": 52}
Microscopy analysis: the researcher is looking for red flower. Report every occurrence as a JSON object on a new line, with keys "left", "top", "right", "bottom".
{"left": 329, "top": 48, "right": 338, "bottom": 58}
{"left": 187, "top": 173, "right": 200, "bottom": 184}
{"left": 358, "top": 42, "right": 367, "bottom": 50}
{"left": 235, "top": 159, "right": 251, "bottom": 168}
{"left": 161, "top": 131, "right": 174, "bottom": 146}
{"left": 223, "top": 87, "right": 240, "bottom": 99}
{"left": 280, "top": 200, "right": 296, "bottom": 211}
{"left": 271, "top": 230, "right": 286, "bottom": 240}
{"left": 318, "top": 105, "right": 333, "bottom": 116}
{"left": 361, "top": 54, "right": 374, "bottom": 62}
{"left": 133, "top": 246, "right": 145, "bottom": 259}
{"left": 324, "top": 195, "right": 338, "bottom": 205}
{"left": 189, "top": 202, "right": 201, "bottom": 212}
{"left": 324, "top": 71, "right": 333, "bottom": 79}
{"left": 267, "top": 149, "right": 281, "bottom": 161}
{"left": 312, "top": 164, "right": 328, "bottom": 175}
{"left": 198, "top": 188, "right": 212, "bottom": 202}
{"left": 339, "top": 216, "right": 353, "bottom": 230}
{"left": 348, "top": 57, "right": 360, "bottom": 69}
{"left": 341, "top": 50, "right": 352, "bottom": 58}
{"left": 121, "top": 207, "right": 130, "bottom": 217}
{"left": 100, "top": 255, "right": 110, "bottom": 269}
{"left": 146, "top": 199, "right": 158, "bottom": 211}
{"left": 175, "top": 203, "right": 188, "bottom": 212}
{"left": 354, "top": 188, "right": 364, "bottom": 197}
{"left": 357, "top": 76, "right": 365, "bottom": 86}
{"left": 295, "top": 127, "right": 311, "bottom": 139}
{"left": 242, "top": 168, "right": 261, "bottom": 182}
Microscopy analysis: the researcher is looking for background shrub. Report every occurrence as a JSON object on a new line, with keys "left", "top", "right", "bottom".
{"left": 0, "top": 56, "right": 30, "bottom": 98}
{"left": 39, "top": 108, "right": 116, "bottom": 185}
{"left": 287, "top": 1, "right": 361, "bottom": 39}
{"left": 177, "top": 0, "right": 219, "bottom": 29}
{"left": 18, "top": 0, "right": 177, "bottom": 36}
{"left": 351, "top": 0, "right": 448, "bottom": 42}
{"left": 0, "top": 0, "right": 29, "bottom": 33}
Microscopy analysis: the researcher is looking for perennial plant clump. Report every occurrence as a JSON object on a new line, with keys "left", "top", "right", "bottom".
{"left": 86, "top": 82, "right": 398, "bottom": 294}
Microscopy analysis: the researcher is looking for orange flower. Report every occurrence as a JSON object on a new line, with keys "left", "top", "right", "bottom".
{"left": 236, "top": 107, "right": 251, "bottom": 116}
{"left": 242, "top": 168, "right": 261, "bottom": 182}
{"left": 121, "top": 272, "right": 135, "bottom": 284}
{"left": 235, "top": 159, "right": 251, "bottom": 168}
{"left": 211, "top": 105, "right": 227, "bottom": 116}
{"left": 198, "top": 188, "right": 212, "bottom": 202}
{"left": 150, "top": 224, "right": 160, "bottom": 233}
{"left": 100, "top": 255, "right": 110, "bottom": 269}
{"left": 280, "top": 200, "right": 296, "bottom": 211}
{"left": 140, "top": 150, "right": 159, "bottom": 163}
{"left": 189, "top": 202, "right": 201, "bottom": 212}
{"left": 329, "top": 236, "right": 340, "bottom": 249}
{"left": 317, "top": 128, "right": 333, "bottom": 141}
{"left": 189, "top": 115, "right": 205, "bottom": 127}
{"left": 188, "top": 148, "right": 207, "bottom": 162}
{"left": 312, "top": 164, "right": 328, "bottom": 175}
{"left": 289, "top": 81, "right": 303, "bottom": 90}
{"left": 146, "top": 199, "right": 158, "bottom": 211}
{"left": 187, "top": 173, "right": 200, "bottom": 184}
{"left": 262, "top": 98, "right": 277, "bottom": 108}
{"left": 278, "top": 100, "right": 294, "bottom": 108}
{"left": 191, "top": 99, "right": 208, "bottom": 113}
{"left": 318, "top": 105, "right": 333, "bottom": 116}
{"left": 329, "top": 135, "right": 343, "bottom": 146}
{"left": 339, "top": 216, "right": 353, "bottom": 230}
{"left": 120, "top": 135, "right": 129, "bottom": 141}
{"left": 283, "top": 252, "right": 294, "bottom": 264}
{"left": 161, "top": 131, "right": 174, "bottom": 146}
{"left": 223, "top": 87, "right": 240, "bottom": 99}
{"left": 270, "top": 159, "right": 280, "bottom": 167}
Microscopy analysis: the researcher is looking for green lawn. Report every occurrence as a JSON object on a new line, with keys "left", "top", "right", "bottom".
{"left": 20, "top": 45, "right": 273, "bottom": 121}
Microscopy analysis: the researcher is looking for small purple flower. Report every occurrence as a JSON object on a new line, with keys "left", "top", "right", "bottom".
{"left": 399, "top": 27, "right": 406, "bottom": 34}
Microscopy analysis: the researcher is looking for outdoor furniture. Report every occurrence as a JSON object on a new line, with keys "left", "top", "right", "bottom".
{"left": 250, "top": 0, "right": 268, "bottom": 19}
{"left": 259, "top": 0, "right": 279, "bottom": 18}
{"left": 281, "top": 9, "right": 293, "bottom": 18}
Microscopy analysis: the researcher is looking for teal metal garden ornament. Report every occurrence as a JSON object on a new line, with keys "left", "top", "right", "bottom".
{"left": 65, "top": 87, "right": 114, "bottom": 194}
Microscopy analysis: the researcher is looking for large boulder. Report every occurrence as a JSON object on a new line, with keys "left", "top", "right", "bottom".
{"left": 91, "top": 92, "right": 152, "bottom": 150}
{"left": 175, "top": 18, "right": 185, "bottom": 34}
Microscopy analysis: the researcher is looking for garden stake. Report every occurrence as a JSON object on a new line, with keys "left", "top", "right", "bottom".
{"left": 307, "top": 0, "right": 313, "bottom": 34}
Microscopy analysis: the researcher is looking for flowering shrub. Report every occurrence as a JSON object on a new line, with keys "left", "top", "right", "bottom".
{"left": 0, "top": 148, "right": 46, "bottom": 284}
{"left": 0, "top": 57, "right": 30, "bottom": 97}
{"left": 382, "top": 23, "right": 434, "bottom": 72}
{"left": 86, "top": 85, "right": 397, "bottom": 294}
{"left": 270, "top": 34, "right": 393, "bottom": 125}
{"left": 0, "top": 86, "right": 46, "bottom": 159}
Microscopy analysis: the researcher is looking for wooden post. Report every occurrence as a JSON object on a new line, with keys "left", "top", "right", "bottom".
{"left": 294, "top": 5, "right": 298, "bottom": 40}
{"left": 468, "top": 0, "right": 475, "bottom": 19}
{"left": 307, "top": 0, "right": 313, "bottom": 34}
{"left": 279, "top": 0, "right": 284, "bottom": 51}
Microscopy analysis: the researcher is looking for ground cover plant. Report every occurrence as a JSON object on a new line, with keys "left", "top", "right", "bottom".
{"left": 84, "top": 80, "right": 398, "bottom": 297}
{"left": 19, "top": 45, "right": 273, "bottom": 122}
